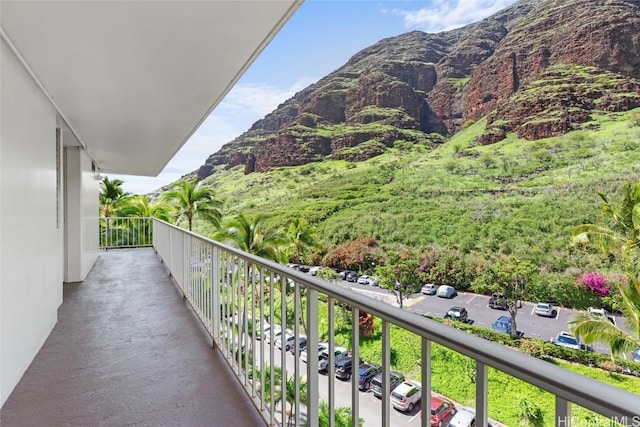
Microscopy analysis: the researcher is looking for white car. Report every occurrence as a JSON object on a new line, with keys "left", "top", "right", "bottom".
{"left": 357, "top": 275, "right": 370, "bottom": 285}
{"left": 309, "top": 266, "right": 323, "bottom": 276}
{"left": 553, "top": 331, "right": 584, "bottom": 350}
{"left": 390, "top": 380, "right": 422, "bottom": 412}
{"left": 262, "top": 325, "right": 282, "bottom": 342}
{"left": 448, "top": 407, "right": 478, "bottom": 427}
{"left": 318, "top": 346, "right": 348, "bottom": 371}
{"left": 301, "top": 343, "right": 328, "bottom": 363}
{"left": 421, "top": 283, "right": 437, "bottom": 295}
{"left": 436, "top": 285, "right": 457, "bottom": 299}
{"left": 275, "top": 334, "right": 307, "bottom": 352}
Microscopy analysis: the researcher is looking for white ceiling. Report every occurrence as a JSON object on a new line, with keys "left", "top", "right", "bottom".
{"left": 1, "top": 0, "right": 302, "bottom": 175}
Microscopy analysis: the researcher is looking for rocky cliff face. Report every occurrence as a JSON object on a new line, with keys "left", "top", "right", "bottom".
{"left": 197, "top": 0, "right": 640, "bottom": 180}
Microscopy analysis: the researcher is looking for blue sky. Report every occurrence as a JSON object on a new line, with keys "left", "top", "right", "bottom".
{"left": 112, "top": 0, "right": 517, "bottom": 194}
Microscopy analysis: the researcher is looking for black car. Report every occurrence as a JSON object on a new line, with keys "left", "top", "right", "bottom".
{"left": 339, "top": 270, "right": 356, "bottom": 280}
{"left": 370, "top": 371, "right": 405, "bottom": 398}
{"left": 357, "top": 363, "right": 381, "bottom": 390}
{"left": 489, "top": 292, "right": 508, "bottom": 310}
{"left": 335, "top": 355, "right": 361, "bottom": 380}
{"left": 444, "top": 306, "right": 469, "bottom": 323}
{"left": 345, "top": 272, "right": 359, "bottom": 282}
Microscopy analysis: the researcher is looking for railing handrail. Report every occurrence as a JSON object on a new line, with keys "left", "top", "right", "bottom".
{"left": 152, "top": 218, "right": 640, "bottom": 422}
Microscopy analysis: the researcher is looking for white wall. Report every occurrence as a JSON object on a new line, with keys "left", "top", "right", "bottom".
{"left": 0, "top": 38, "right": 62, "bottom": 407}
{"left": 64, "top": 146, "right": 100, "bottom": 282}
{"left": 0, "top": 36, "right": 101, "bottom": 408}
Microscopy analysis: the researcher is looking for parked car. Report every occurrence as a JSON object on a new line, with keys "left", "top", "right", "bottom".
{"left": 339, "top": 270, "right": 356, "bottom": 280}
{"left": 390, "top": 380, "right": 422, "bottom": 412}
{"left": 488, "top": 292, "right": 508, "bottom": 309}
{"left": 491, "top": 316, "right": 512, "bottom": 334}
{"left": 274, "top": 333, "right": 294, "bottom": 350}
{"left": 345, "top": 271, "right": 359, "bottom": 282}
{"left": 436, "top": 285, "right": 457, "bottom": 299}
{"left": 289, "top": 336, "right": 308, "bottom": 354}
{"left": 335, "top": 355, "right": 361, "bottom": 380}
{"left": 368, "top": 277, "right": 379, "bottom": 286}
{"left": 446, "top": 406, "right": 480, "bottom": 427}
{"left": 534, "top": 302, "right": 555, "bottom": 317}
{"left": 357, "top": 363, "right": 381, "bottom": 390}
{"left": 261, "top": 324, "right": 282, "bottom": 342}
{"left": 553, "top": 331, "right": 590, "bottom": 350}
{"left": 370, "top": 371, "right": 405, "bottom": 398}
{"left": 587, "top": 307, "right": 615, "bottom": 324}
{"left": 421, "top": 283, "right": 437, "bottom": 295}
{"left": 301, "top": 343, "right": 328, "bottom": 363}
{"left": 318, "top": 347, "right": 349, "bottom": 372}
{"left": 428, "top": 396, "right": 457, "bottom": 427}
{"left": 357, "top": 275, "right": 370, "bottom": 285}
{"left": 632, "top": 348, "right": 640, "bottom": 362}
{"left": 309, "top": 266, "right": 323, "bottom": 276}
{"left": 444, "top": 306, "right": 468, "bottom": 323}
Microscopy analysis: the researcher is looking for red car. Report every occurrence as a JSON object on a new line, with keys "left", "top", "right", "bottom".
{"left": 422, "top": 396, "right": 456, "bottom": 427}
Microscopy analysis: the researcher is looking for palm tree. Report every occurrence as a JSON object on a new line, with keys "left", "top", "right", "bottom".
{"left": 162, "top": 179, "right": 222, "bottom": 231}
{"left": 100, "top": 176, "right": 128, "bottom": 205}
{"left": 114, "top": 195, "right": 171, "bottom": 246}
{"left": 285, "top": 218, "right": 321, "bottom": 264}
{"left": 117, "top": 195, "right": 170, "bottom": 221}
{"left": 99, "top": 177, "right": 131, "bottom": 246}
{"left": 218, "top": 214, "right": 286, "bottom": 262}
{"left": 570, "top": 275, "right": 640, "bottom": 357}
{"left": 319, "top": 400, "right": 364, "bottom": 427}
{"left": 570, "top": 182, "right": 640, "bottom": 357}
{"left": 283, "top": 373, "right": 307, "bottom": 427}
{"left": 571, "top": 181, "right": 640, "bottom": 276}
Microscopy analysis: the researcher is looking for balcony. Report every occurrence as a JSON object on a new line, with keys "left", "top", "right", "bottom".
{"left": 2, "top": 218, "right": 639, "bottom": 426}
{"left": 0, "top": 247, "right": 264, "bottom": 426}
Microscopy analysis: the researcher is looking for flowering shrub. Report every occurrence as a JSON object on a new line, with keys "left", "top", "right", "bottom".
{"left": 576, "top": 272, "right": 610, "bottom": 297}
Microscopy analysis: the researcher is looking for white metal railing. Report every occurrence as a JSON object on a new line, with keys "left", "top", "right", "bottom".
{"left": 99, "top": 217, "right": 153, "bottom": 249}
{"left": 152, "top": 219, "right": 640, "bottom": 427}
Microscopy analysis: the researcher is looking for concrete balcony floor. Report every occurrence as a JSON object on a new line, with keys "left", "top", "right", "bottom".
{"left": 1, "top": 248, "right": 264, "bottom": 426}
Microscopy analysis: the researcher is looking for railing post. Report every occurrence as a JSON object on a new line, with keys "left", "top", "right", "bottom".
{"left": 306, "top": 288, "right": 319, "bottom": 427}
{"left": 351, "top": 307, "right": 359, "bottom": 427}
{"left": 556, "top": 396, "right": 571, "bottom": 427}
{"left": 211, "top": 246, "right": 219, "bottom": 346}
{"left": 381, "top": 320, "right": 390, "bottom": 427}
{"left": 327, "top": 297, "right": 335, "bottom": 427}
{"left": 421, "top": 338, "right": 431, "bottom": 427}
{"left": 476, "top": 361, "right": 488, "bottom": 427}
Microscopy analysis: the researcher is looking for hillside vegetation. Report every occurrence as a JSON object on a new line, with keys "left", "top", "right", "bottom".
{"left": 196, "top": 109, "right": 640, "bottom": 283}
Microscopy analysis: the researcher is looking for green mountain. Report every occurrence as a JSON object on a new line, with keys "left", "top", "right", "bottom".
{"left": 164, "top": 0, "right": 640, "bottom": 293}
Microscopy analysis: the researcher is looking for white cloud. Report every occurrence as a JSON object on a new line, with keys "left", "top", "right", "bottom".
{"left": 110, "top": 77, "right": 317, "bottom": 195}
{"left": 392, "top": 0, "right": 517, "bottom": 32}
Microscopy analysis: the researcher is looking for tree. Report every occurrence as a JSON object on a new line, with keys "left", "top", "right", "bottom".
{"left": 116, "top": 195, "right": 170, "bottom": 221}
{"left": 99, "top": 177, "right": 132, "bottom": 246}
{"left": 99, "top": 177, "right": 131, "bottom": 217}
{"left": 376, "top": 249, "right": 421, "bottom": 308}
{"left": 570, "top": 275, "right": 640, "bottom": 358}
{"left": 283, "top": 373, "right": 307, "bottom": 427}
{"left": 571, "top": 181, "right": 640, "bottom": 276}
{"left": 319, "top": 400, "right": 364, "bottom": 427}
{"left": 162, "top": 179, "right": 222, "bottom": 231}
{"left": 100, "top": 176, "right": 128, "bottom": 206}
{"left": 570, "top": 182, "right": 640, "bottom": 357}
{"left": 479, "top": 258, "right": 537, "bottom": 338}
{"left": 323, "top": 237, "right": 383, "bottom": 273}
{"left": 217, "top": 214, "right": 285, "bottom": 263}
{"left": 112, "top": 195, "right": 171, "bottom": 246}
{"left": 285, "top": 218, "right": 322, "bottom": 264}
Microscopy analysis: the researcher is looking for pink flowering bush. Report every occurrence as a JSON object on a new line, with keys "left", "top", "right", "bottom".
{"left": 576, "top": 272, "right": 610, "bottom": 298}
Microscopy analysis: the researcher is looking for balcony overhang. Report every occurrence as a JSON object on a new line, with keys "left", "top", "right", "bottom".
{"left": 0, "top": 0, "right": 302, "bottom": 175}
